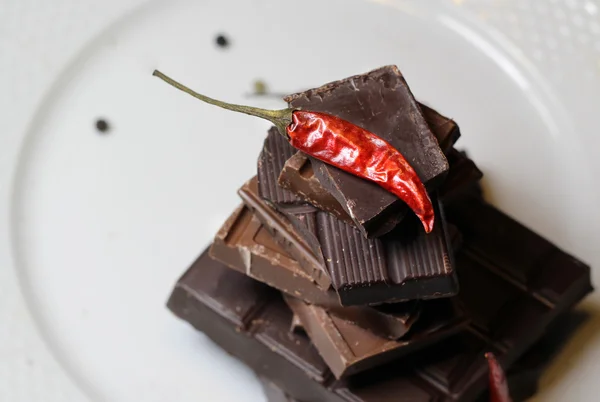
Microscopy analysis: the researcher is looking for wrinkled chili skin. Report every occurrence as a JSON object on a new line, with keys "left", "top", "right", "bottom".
{"left": 486, "top": 353, "right": 512, "bottom": 402}
{"left": 286, "top": 110, "right": 435, "bottom": 233}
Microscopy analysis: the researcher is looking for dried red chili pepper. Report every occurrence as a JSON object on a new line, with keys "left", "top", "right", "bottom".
{"left": 153, "top": 70, "right": 434, "bottom": 233}
{"left": 486, "top": 352, "right": 512, "bottom": 402}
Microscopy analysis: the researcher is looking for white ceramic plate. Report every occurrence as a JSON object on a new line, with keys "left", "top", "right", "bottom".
{"left": 2, "top": 0, "right": 600, "bottom": 401}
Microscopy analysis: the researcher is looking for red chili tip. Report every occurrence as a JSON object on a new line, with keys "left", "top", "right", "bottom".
{"left": 420, "top": 212, "right": 435, "bottom": 234}
{"left": 486, "top": 353, "right": 512, "bottom": 402}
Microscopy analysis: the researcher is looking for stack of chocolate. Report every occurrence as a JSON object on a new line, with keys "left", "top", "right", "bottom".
{"left": 166, "top": 66, "right": 592, "bottom": 401}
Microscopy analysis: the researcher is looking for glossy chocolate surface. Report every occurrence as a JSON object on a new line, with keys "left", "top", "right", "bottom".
{"left": 284, "top": 66, "right": 449, "bottom": 238}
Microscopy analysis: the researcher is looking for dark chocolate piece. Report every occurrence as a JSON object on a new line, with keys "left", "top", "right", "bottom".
{"left": 170, "top": 194, "right": 590, "bottom": 402}
{"left": 278, "top": 151, "right": 351, "bottom": 224}
{"left": 447, "top": 223, "right": 463, "bottom": 252}
{"left": 168, "top": 249, "right": 334, "bottom": 401}
{"left": 438, "top": 149, "right": 483, "bottom": 203}
{"left": 247, "top": 172, "right": 458, "bottom": 306}
{"left": 169, "top": 226, "right": 589, "bottom": 402}
{"left": 257, "top": 100, "right": 466, "bottom": 233}
{"left": 239, "top": 176, "right": 330, "bottom": 290}
{"left": 209, "top": 204, "right": 339, "bottom": 306}
{"left": 285, "top": 66, "right": 449, "bottom": 238}
{"left": 446, "top": 193, "right": 593, "bottom": 308}
{"left": 280, "top": 198, "right": 457, "bottom": 306}
{"left": 260, "top": 316, "right": 576, "bottom": 402}
{"left": 419, "top": 103, "right": 460, "bottom": 153}
{"left": 285, "top": 295, "right": 467, "bottom": 378}
{"left": 262, "top": 314, "right": 572, "bottom": 402}
{"left": 257, "top": 126, "right": 299, "bottom": 205}
{"left": 210, "top": 203, "right": 422, "bottom": 339}
{"left": 331, "top": 241, "right": 589, "bottom": 401}
{"left": 263, "top": 100, "right": 461, "bottom": 219}
{"left": 324, "top": 302, "right": 420, "bottom": 341}
{"left": 273, "top": 142, "right": 479, "bottom": 233}
{"left": 248, "top": 171, "right": 458, "bottom": 306}
{"left": 474, "top": 313, "right": 586, "bottom": 402}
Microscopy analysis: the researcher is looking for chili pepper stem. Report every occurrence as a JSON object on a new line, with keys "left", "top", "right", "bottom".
{"left": 152, "top": 70, "right": 293, "bottom": 137}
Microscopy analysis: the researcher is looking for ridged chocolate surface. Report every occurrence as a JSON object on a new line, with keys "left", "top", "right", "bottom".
{"left": 317, "top": 212, "right": 387, "bottom": 285}
{"left": 281, "top": 197, "right": 457, "bottom": 305}
{"left": 257, "top": 127, "right": 300, "bottom": 204}
{"left": 386, "top": 220, "right": 450, "bottom": 284}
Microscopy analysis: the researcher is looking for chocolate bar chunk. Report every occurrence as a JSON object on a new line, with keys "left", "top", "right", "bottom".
{"left": 446, "top": 193, "right": 593, "bottom": 307}
{"left": 209, "top": 204, "right": 338, "bottom": 306}
{"left": 168, "top": 249, "right": 333, "bottom": 401}
{"left": 276, "top": 143, "right": 481, "bottom": 228}
{"left": 284, "top": 66, "right": 449, "bottom": 238}
{"left": 245, "top": 173, "right": 458, "bottom": 306}
{"left": 323, "top": 302, "right": 420, "bottom": 341}
{"left": 261, "top": 100, "right": 460, "bottom": 220}
{"left": 257, "top": 126, "right": 299, "bottom": 205}
{"left": 170, "top": 192, "right": 591, "bottom": 401}
{"left": 419, "top": 103, "right": 461, "bottom": 154}
{"left": 278, "top": 150, "right": 351, "bottom": 224}
{"left": 438, "top": 149, "right": 483, "bottom": 203}
{"left": 240, "top": 179, "right": 467, "bottom": 339}
{"left": 210, "top": 203, "right": 422, "bottom": 339}
{"left": 260, "top": 313, "right": 578, "bottom": 402}
{"left": 169, "top": 222, "right": 590, "bottom": 402}
{"left": 258, "top": 100, "right": 465, "bottom": 232}
{"left": 285, "top": 295, "right": 467, "bottom": 378}
{"left": 262, "top": 372, "right": 534, "bottom": 402}
{"left": 239, "top": 176, "right": 330, "bottom": 290}
{"left": 280, "top": 199, "right": 457, "bottom": 306}
{"left": 332, "top": 237, "right": 588, "bottom": 398}
{"left": 243, "top": 177, "right": 430, "bottom": 337}
{"left": 474, "top": 313, "right": 586, "bottom": 402}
